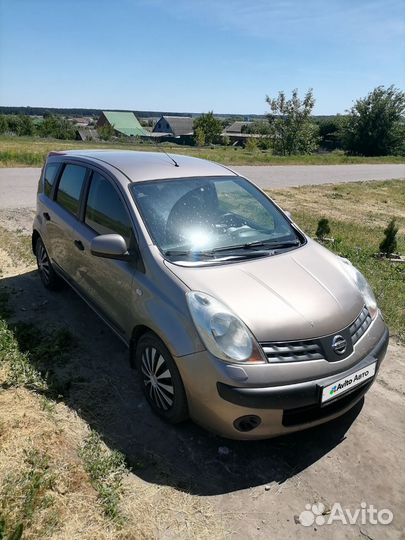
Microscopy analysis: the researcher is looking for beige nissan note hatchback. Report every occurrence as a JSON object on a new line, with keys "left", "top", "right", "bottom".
{"left": 33, "top": 150, "right": 389, "bottom": 439}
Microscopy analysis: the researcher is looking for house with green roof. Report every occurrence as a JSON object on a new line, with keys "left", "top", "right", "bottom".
{"left": 96, "top": 111, "right": 150, "bottom": 137}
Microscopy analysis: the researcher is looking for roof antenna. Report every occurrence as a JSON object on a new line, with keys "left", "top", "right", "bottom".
{"left": 153, "top": 137, "right": 179, "bottom": 167}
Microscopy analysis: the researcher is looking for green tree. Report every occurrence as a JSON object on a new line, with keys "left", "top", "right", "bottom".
{"left": 242, "top": 120, "right": 271, "bottom": 135}
{"left": 5, "top": 115, "right": 20, "bottom": 134}
{"left": 379, "top": 218, "right": 398, "bottom": 256}
{"left": 0, "top": 115, "right": 7, "bottom": 134}
{"left": 194, "top": 127, "right": 206, "bottom": 146}
{"left": 342, "top": 86, "right": 405, "bottom": 156}
{"left": 38, "top": 115, "right": 75, "bottom": 139}
{"left": 16, "top": 115, "right": 35, "bottom": 136}
{"left": 316, "top": 116, "right": 344, "bottom": 150}
{"left": 266, "top": 89, "right": 319, "bottom": 155}
{"left": 193, "top": 111, "right": 222, "bottom": 145}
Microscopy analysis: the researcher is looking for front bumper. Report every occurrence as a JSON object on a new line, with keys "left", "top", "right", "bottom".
{"left": 175, "top": 314, "right": 389, "bottom": 439}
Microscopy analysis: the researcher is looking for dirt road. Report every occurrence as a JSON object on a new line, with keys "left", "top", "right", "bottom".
{"left": 0, "top": 168, "right": 404, "bottom": 538}
{"left": 1, "top": 163, "right": 404, "bottom": 209}
{"left": 0, "top": 249, "right": 404, "bottom": 539}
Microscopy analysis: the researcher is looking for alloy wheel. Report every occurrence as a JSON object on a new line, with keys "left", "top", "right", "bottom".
{"left": 141, "top": 346, "right": 175, "bottom": 410}
{"left": 37, "top": 242, "right": 51, "bottom": 284}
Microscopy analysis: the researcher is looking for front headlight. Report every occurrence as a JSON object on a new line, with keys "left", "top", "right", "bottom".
{"left": 339, "top": 258, "right": 378, "bottom": 319}
{"left": 186, "top": 291, "right": 265, "bottom": 363}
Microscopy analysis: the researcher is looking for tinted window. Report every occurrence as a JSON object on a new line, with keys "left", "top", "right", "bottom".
{"left": 85, "top": 172, "right": 132, "bottom": 243}
{"left": 43, "top": 163, "right": 59, "bottom": 197}
{"left": 56, "top": 164, "right": 87, "bottom": 215}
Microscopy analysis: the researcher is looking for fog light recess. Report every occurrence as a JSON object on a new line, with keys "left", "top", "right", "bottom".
{"left": 233, "top": 415, "right": 261, "bottom": 432}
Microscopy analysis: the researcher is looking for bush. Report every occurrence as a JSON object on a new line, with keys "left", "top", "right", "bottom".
{"left": 317, "top": 117, "right": 344, "bottom": 150}
{"left": 316, "top": 218, "right": 331, "bottom": 240}
{"left": 0, "top": 115, "right": 7, "bottom": 134}
{"left": 37, "top": 115, "right": 75, "bottom": 140}
{"left": 379, "top": 218, "right": 398, "bottom": 256}
{"left": 193, "top": 112, "right": 222, "bottom": 145}
{"left": 244, "top": 137, "right": 258, "bottom": 151}
{"left": 342, "top": 86, "right": 405, "bottom": 156}
{"left": 194, "top": 127, "right": 206, "bottom": 146}
{"left": 97, "top": 123, "right": 115, "bottom": 141}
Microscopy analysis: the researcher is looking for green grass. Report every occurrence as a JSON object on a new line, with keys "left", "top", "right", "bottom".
{"left": 1, "top": 135, "right": 404, "bottom": 167}
{"left": 0, "top": 288, "right": 73, "bottom": 391}
{"left": 0, "top": 449, "right": 57, "bottom": 539}
{"left": 79, "top": 432, "right": 127, "bottom": 523}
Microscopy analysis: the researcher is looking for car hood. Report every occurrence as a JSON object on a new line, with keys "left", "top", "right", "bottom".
{"left": 165, "top": 240, "right": 365, "bottom": 341}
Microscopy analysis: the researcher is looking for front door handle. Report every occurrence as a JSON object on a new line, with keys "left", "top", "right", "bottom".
{"left": 43, "top": 212, "right": 51, "bottom": 221}
{"left": 74, "top": 240, "right": 85, "bottom": 251}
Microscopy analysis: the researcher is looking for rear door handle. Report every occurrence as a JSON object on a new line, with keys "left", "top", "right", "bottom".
{"left": 43, "top": 212, "right": 51, "bottom": 221}
{"left": 74, "top": 240, "right": 85, "bottom": 251}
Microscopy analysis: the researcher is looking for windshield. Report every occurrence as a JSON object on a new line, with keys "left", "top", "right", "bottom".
{"left": 130, "top": 176, "right": 302, "bottom": 261}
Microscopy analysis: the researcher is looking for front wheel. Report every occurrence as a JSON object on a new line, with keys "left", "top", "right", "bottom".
{"left": 135, "top": 332, "right": 188, "bottom": 423}
{"left": 35, "top": 237, "right": 63, "bottom": 290}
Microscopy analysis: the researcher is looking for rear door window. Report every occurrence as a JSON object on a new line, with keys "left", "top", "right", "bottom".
{"left": 43, "top": 163, "right": 60, "bottom": 197}
{"left": 55, "top": 164, "right": 87, "bottom": 216}
{"left": 85, "top": 172, "right": 132, "bottom": 244}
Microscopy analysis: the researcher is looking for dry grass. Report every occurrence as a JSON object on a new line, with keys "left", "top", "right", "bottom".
{"left": 0, "top": 241, "right": 225, "bottom": 539}
{"left": 0, "top": 225, "right": 34, "bottom": 269}
{"left": 0, "top": 390, "right": 224, "bottom": 540}
{"left": 269, "top": 179, "right": 405, "bottom": 231}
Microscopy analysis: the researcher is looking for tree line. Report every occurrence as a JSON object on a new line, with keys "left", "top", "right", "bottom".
{"left": 194, "top": 86, "right": 405, "bottom": 156}
{"left": 0, "top": 85, "right": 404, "bottom": 156}
{"left": 0, "top": 114, "right": 77, "bottom": 140}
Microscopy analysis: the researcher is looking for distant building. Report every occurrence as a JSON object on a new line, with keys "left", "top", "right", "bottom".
{"left": 96, "top": 111, "right": 150, "bottom": 137}
{"left": 153, "top": 116, "right": 193, "bottom": 137}
{"left": 224, "top": 121, "right": 252, "bottom": 134}
{"left": 76, "top": 128, "right": 99, "bottom": 142}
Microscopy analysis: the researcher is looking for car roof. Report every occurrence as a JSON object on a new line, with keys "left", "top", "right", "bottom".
{"left": 49, "top": 150, "right": 237, "bottom": 183}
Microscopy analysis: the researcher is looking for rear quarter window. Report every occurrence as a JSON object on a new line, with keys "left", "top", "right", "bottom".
{"left": 55, "top": 164, "right": 87, "bottom": 216}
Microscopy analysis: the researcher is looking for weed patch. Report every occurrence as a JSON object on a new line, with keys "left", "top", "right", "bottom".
{"left": 79, "top": 432, "right": 127, "bottom": 523}
{"left": 0, "top": 449, "right": 57, "bottom": 539}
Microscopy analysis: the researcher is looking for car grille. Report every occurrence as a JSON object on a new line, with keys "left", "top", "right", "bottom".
{"left": 261, "top": 341, "right": 325, "bottom": 363}
{"left": 350, "top": 306, "right": 372, "bottom": 345}
{"left": 261, "top": 306, "right": 372, "bottom": 363}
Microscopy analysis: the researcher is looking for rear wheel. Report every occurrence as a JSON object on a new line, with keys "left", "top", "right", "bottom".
{"left": 135, "top": 332, "right": 188, "bottom": 423}
{"left": 36, "top": 237, "right": 63, "bottom": 290}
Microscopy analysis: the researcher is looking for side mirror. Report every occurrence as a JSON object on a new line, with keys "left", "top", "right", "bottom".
{"left": 90, "top": 234, "right": 129, "bottom": 259}
{"left": 284, "top": 210, "right": 292, "bottom": 220}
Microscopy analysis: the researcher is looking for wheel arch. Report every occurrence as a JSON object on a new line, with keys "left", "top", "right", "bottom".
{"left": 32, "top": 229, "right": 40, "bottom": 255}
{"left": 129, "top": 324, "right": 157, "bottom": 368}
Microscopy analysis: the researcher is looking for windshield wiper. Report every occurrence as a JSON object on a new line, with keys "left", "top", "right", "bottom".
{"left": 163, "top": 249, "right": 214, "bottom": 258}
{"left": 243, "top": 239, "right": 300, "bottom": 249}
{"left": 208, "top": 239, "right": 300, "bottom": 253}
{"left": 164, "top": 240, "right": 300, "bottom": 259}
{"left": 164, "top": 239, "right": 300, "bottom": 259}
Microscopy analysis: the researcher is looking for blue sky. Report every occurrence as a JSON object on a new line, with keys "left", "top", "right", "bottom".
{"left": 0, "top": 0, "right": 403, "bottom": 114}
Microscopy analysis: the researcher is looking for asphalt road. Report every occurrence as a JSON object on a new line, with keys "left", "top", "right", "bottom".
{"left": 0, "top": 164, "right": 404, "bottom": 209}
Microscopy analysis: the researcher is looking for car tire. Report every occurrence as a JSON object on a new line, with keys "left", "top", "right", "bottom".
{"left": 135, "top": 332, "right": 188, "bottom": 423}
{"left": 35, "top": 237, "right": 64, "bottom": 291}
